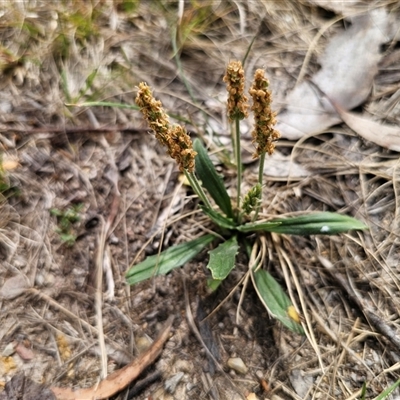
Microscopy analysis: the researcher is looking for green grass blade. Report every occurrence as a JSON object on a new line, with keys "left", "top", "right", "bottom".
{"left": 207, "top": 236, "right": 239, "bottom": 281}
{"left": 374, "top": 378, "right": 400, "bottom": 400}
{"left": 248, "top": 212, "right": 367, "bottom": 235}
{"left": 194, "top": 139, "right": 233, "bottom": 218}
{"left": 126, "top": 234, "right": 216, "bottom": 285}
{"left": 252, "top": 269, "right": 304, "bottom": 334}
{"left": 360, "top": 381, "right": 367, "bottom": 400}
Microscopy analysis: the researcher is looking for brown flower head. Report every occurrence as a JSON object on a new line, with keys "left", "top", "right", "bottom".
{"left": 167, "top": 125, "right": 197, "bottom": 173}
{"left": 223, "top": 61, "right": 249, "bottom": 120}
{"left": 135, "top": 82, "right": 170, "bottom": 147}
{"left": 249, "top": 69, "right": 280, "bottom": 158}
{"left": 135, "top": 82, "right": 196, "bottom": 173}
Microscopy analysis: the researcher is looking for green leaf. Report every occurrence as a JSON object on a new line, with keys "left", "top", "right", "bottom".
{"left": 193, "top": 139, "right": 233, "bottom": 218}
{"left": 375, "top": 378, "right": 400, "bottom": 400}
{"left": 266, "top": 212, "right": 367, "bottom": 235}
{"left": 207, "top": 236, "right": 239, "bottom": 281}
{"left": 200, "top": 206, "right": 236, "bottom": 229}
{"left": 253, "top": 269, "right": 304, "bottom": 334}
{"left": 236, "top": 221, "right": 282, "bottom": 233}
{"left": 207, "top": 278, "right": 222, "bottom": 291}
{"left": 126, "top": 234, "right": 216, "bottom": 285}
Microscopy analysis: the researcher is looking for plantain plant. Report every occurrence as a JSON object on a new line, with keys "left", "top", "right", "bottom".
{"left": 125, "top": 61, "right": 367, "bottom": 334}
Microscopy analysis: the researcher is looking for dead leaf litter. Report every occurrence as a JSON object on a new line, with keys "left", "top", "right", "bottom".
{"left": 0, "top": 1, "right": 400, "bottom": 400}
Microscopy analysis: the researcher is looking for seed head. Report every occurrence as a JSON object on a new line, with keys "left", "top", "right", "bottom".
{"left": 135, "top": 82, "right": 170, "bottom": 147}
{"left": 135, "top": 82, "right": 196, "bottom": 173}
{"left": 249, "top": 69, "right": 280, "bottom": 158}
{"left": 167, "top": 125, "right": 197, "bottom": 173}
{"left": 223, "top": 61, "right": 249, "bottom": 120}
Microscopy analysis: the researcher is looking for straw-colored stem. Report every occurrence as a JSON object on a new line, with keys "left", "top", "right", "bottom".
{"left": 184, "top": 170, "right": 213, "bottom": 210}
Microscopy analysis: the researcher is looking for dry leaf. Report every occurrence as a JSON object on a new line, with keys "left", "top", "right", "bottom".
{"left": 277, "top": 9, "right": 393, "bottom": 140}
{"left": 263, "top": 151, "right": 310, "bottom": 179}
{"left": 335, "top": 107, "right": 400, "bottom": 152}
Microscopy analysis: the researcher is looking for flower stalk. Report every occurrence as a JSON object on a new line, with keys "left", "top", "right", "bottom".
{"left": 183, "top": 170, "right": 213, "bottom": 210}
{"left": 223, "top": 61, "right": 248, "bottom": 214}
{"left": 248, "top": 69, "right": 280, "bottom": 218}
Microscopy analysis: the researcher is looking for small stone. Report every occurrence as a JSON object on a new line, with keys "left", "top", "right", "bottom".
{"left": 227, "top": 357, "right": 248, "bottom": 374}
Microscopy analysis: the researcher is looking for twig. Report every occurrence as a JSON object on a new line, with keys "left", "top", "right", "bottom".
{"left": 319, "top": 255, "right": 400, "bottom": 351}
{"left": 183, "top": 278, "right": 246, "bottom": 400}
{"left": 95, "top": 217, "right": 108, "bottom": 379}
{"left": 51, "top": 316, "right": 174, "bottom": 400}
{"left": 27, "top": 288, "right": 133, "bottom": 362}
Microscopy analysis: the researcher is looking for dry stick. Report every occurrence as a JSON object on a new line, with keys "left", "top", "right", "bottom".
{"left": 275, "top": 237, "right": 324, "bottom": 371}
{"left": 202, "top": 272, "right": 247, "bottom": 322}
{"left": 183, "top": 278, "right": 246, "bottom": 400}
{"left": 51, "top": 316, "right": 174, "bottom": 400}
{"left": 332, "top": 318, "right": 360, "bottom": 396}
{"left": 95, "top": 218, "right": 108, "bottom": 379}
{"left": 27, "top": 288, "right": 133, "bottom": 361}
{"left": 235, "top": 238, "right": 263, "bottom": 324}
{"left": 319, "top": 256, "right": 400, "bottom": 351}
{"left": 307, "top": 291, "right": 374, "bottom": 375}
{"left": 93, "top": 135, "right": 122, "bottom": 377}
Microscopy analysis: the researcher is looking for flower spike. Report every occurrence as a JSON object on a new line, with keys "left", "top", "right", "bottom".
{"left": 223, "top": 61, "right": 249, "bottom": 121}
{"left": 135, "top": 82, "right": 196, "bottom": 172}
{"left": 249, "top": 69, "right": 280, "bottom": 158}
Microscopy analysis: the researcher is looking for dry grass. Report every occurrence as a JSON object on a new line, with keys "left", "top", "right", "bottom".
{"left": 0, "top": 1, "right": 400, "bottom": 399}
